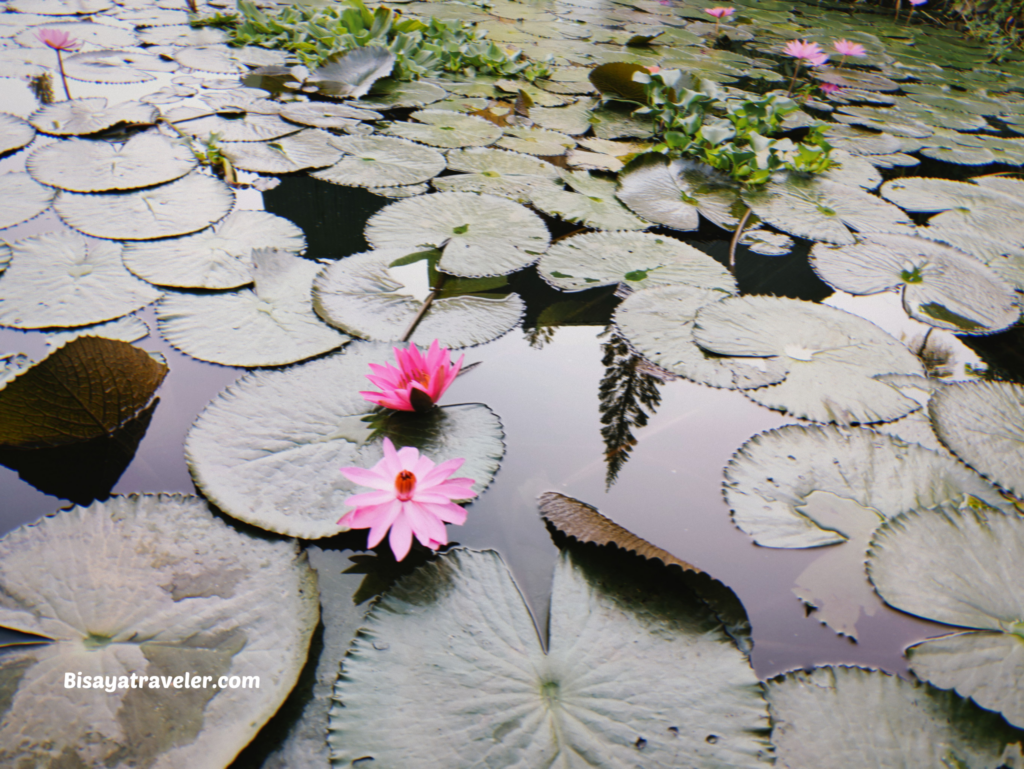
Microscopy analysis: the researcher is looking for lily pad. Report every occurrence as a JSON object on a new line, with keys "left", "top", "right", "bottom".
{"left": 311, "top": 135, "right": 445, "bottom": 189}
{"left": 431, "top": 147, "right": 560, "bottom": 201}
{"left": 157, "top": 249, "right": 348, "bottom": 367}
{"left": 9, "top": 0, "right": 110, "bottom": 12}
{"left": 29, "top": 98, "right": 156, "bottom": 136}
{"left": 0, "top": 231, "right": 161, "bottom": 329}
{"left": 327, "top": 547, "right": 770, "bottom": 767}
{"left": 313, "top": 249, "right": 524, "bottom": 348}
{"left": 62, "top": 50, "right": 173, "bottom": 84}
{"left": 0, "top": 494, "right": 318, "bottom": 768}
{"left": 530, "top": 97, "right": 598, "bottom": 135}
{"left": 928, "top": 380, "right": 1024, "bottom": 497}
{"left": 0, "top": 336, "right": 167, "bottom": 448}
{"left": 55, "top": 172, "right": 234, "bottom": 240}
{"left": 166, "top": 107, "right": 298, "bottom": 143}
{"left": 308, "top": 46, "right": 396, "bottom": 100}
{"left": 614, "top": 284, "right": 787, "bottom": 390}
{"left": 723, "top": 423, "right": 1013, "bottom": 552}
{"left": 531, "top": 170, "right": 649, "bottom": 231}
{"left": 122, "top": 210, "right": 306, "bottom": 290}
{"left": 280, "top": 102, "right": 382, "bottom": 129}
{"left": 185, "top": 342, "right": 504, "bottom": 538}
{"left": 538, "top": 231, "right": 736, "bottom": 293}
{"left": 874, "top": 504, "right": 1024, "bottom": 732}
{"left": 365, "top": 192, "right": 549, "bottom": 278}
{"left": 383, "top": 110, "right": 502, "bottom": 149}
{"left": 0, "top": 172, "right": 54, "bottom": 229}
{"left": 811, "top": 234, "right": 1020, "bottom": 335}
{"left": 739, "top": 228, "right": 794, "bottom": 256}
{"left": 43, "top": 315, "right": 150, "bottom": 348}
{"left": 15, "top": 20, "right": 137, "bottom": 48}
{"left": 617, "top": 155, "right": 744, "bottom": 232}
{"left": 27, "top": 131, "right": 197, "bottom": 192}
{"left": 0, "top": 112, "right": 35, "bottom": 155}
{"left": 495, "top": 124, "right": 576, "bottom": 156}
{"left": 693, "top": 296, "right": 925, "bottom": 423}
{"left": 766, "top": 667, "right": 1024, "bottom": 768}
{"left": 355, "top": 80, "right": 448, "bottom": 109}
{"left": 222, "top": 130, "right": 343, "bottom": 174}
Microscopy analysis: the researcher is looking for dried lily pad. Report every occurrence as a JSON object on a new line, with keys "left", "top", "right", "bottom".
{"left": 869, "top": 506, "right": 1024, "bottom": 730}
{"left": 617, "top": 155, "right": 743, "bottom": 232}
{"left": 0, "top": 231, "right": 161, "bottom": 329}
{"left": 538, "top": 230, "right": 735, "bottom": 293}
{"left": 27, "top": 131, "right": 197, "bottom": 192}
{"left": 766, "top": 667, "right": 1024, "bottom": 768}
{"left": 55, "top": 172, "right": 234, "bottom": 240}
{"left": 222, "top": 130, "right": 343, "bottom": 174}
{"left": 313, "top": 249, "right": 524, "bottom": 348}
{"left": 382, "top": 110, "right": 502, "bottom": 149}
{"left": 495, "top": 124, "right": 576, "bottom": 156}
{"left": 157, "top": 249, "right": 349, "bottom": 367}
{"left": 0, "top": 494, "right": 318, "bottom": 768}
{"left": 531, "top": 170, "right": 649, "bottom": 231}
{"left": 0, "top": 112, "right": 35, "bottom": 155}
{"left": 0, "top": 336, "right": 167, "bottom": 447}
{"left": 29, "top": 98, "right": 155, "bottom": 136}
{"left": 739, "top": 228, "right": 794, "bottom": 256}
{"left": 929, "top": 380, "right": 1024, "bottom": 497}
{"left": 431, "top": 147, "right": 559, "bottom": 201}
{"left": 365, "top": 192, "right": 549, "bottom": 278}
{"left": 311, "top": 135, "right": 445, "bottom": 189}
{"left": 693, "top": 296, "right": 925, "bottom": 423}
{"left": 122, "top": 210, "right": 306, "bottom": 290}
{"left": 185, "top": 342, "right": 504, "bottom": 538}
{"left": 614, "top": 284, "right": 786, "bottom": 390}
{"left": 810, "top": 234, "right": 1020, "bottom": 335}
{"left": 0, "top": 172, "right": 54, "bottom": 229}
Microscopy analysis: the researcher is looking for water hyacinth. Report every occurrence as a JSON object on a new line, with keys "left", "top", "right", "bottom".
{"left": 360, "top": 339, "right": 464, "bottom": 413}
{"left": 339, "top": 438, "right": 476, "bottom": 561}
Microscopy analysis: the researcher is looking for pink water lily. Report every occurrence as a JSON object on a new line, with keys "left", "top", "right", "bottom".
{"left": 36, "top": 28, "right": 81, "bottom": 51}
{"left": 783, "top": 40, "right": 828, "bottom": 95}
{"left": 832, "top": 39, "right": 866, "bottom": 57}
{"left": 339, "top": 438, "right": 476, "bottom": 561}
{"left": 360, "top": 339, "right": 463, "bottom": 413}
{"left": 705, "top": 6, "right": 734, "bottom": 35}
{"left": 819, "top": 82, "right": 842, "bottom": 94}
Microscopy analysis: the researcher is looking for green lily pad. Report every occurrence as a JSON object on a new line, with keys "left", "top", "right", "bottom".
{"left": 823, "top": 124, "right": 904, "bottom": 155}
{"left": 766, "top": 667, "right": 1024, "bottom": 768}
{"left": 530, "top": 97, "right": 598, "bottom": 135}
{"left": 590, "top": 102, "right": 656, "bottom": 139}
{"left": 29, "top": 98, "right": 156, "bottom": 136}
{"left": 308, "top": 46, "right": 396, "bottom": 100}
{"left": 0, "top": 231, "right": 161, "bottom": 329}
{"left": 157, "top": 249, "right": 349, "bottom": 367}
{"left": 495, "top": 78, "right": 574, "bottom": 107}
{"left": 617, "top": 155, "right": 744, "bottom": 232}
{"left": 614, "top": 284, "right": 787, "bottom": 390}
{"left": 820, "top": 149, "right": 882, "bottom": 190}
{"left": 354, "top": 80, "right": 448, "bottom": 109}
{"left": 0, "top": 336, "right": 167, "bottom": 448}
{"left": 55, "top": 172, "right": 234, "bottom": 241}
{"left": 496, "top": 124, "right": 577, "bottom": 156}
{"left": 311, "top": 135, "right": 445, "bottom": 189}
{"left": 0, "top": 172, "right": 54, "bottom": 229}
{"left": 280, "top": 102, "right": 382, "bottom": 129}
{"left": 811, "top": 234, "right": 1020, "bottom": 335}
{"left": 43, "top": 315, "right": 150, "bottom": 348}
{"left": 9, "top": 0, "right": 110, "bottom": 12}
{"left": 739, "top": 227, "right": 794, "bottom": 256}
{"left": 431, "top": 147, "right": 560, "bottom": 201}
{"left": 929, "top": 380, "right": 1024, "bottom": 497}
{"left": 365, "top": 192, "right": 549, "bottom": 278}
{"left": 383, "top": 110, "right": 502, "bottom": 149}
{"left": 531, "top": 170, "right": 649, "bottom": 231}
{"left": 26, "top": 131, "right": 197, "bottom": 192}
{"left": 313, "top": 249, "right": 524, "bottom": 347}
{"left": 173, "top": 45, "right": 249, "bottom": 75}
{"left": 0, "top": 112, "right": 35, "bottom": 155}
{"left": 724, "top": 423, "right": 1013, "bottom": 551}
{"left": 222, "top": 130, "right": 343, "bottom": 174}
{"left": 864, "top": 152, "right": 921, "bottom": 168}
{"left": 813, "top": 68, "right": 900, "bottom": 92}
{"left": 0, "top": 494, "right": 318, "bottom": 768}
{"left": 15, "top": 20, "right": 137, "bottom": 48}
{"left": 185, "top": 342, "right": 504, "bottom": 538}
{"left": 869, "top": 505, "right": 1024, "bottom": 729}
{"left": 743, "top": 174, "right": 913, "bottom": 246}
{"left": 327, "top": 547, "right": 770, "bottom": 767}
{"left": 693, "top": 295, "right": 925, "bottom": 423}
{"left": 62, "top": 49, "right": 173, "bottom": 84}
{"left": 834, "top": 105, "right": 934, "bottom": 138}
{"left": 538, "top": 231, "right": 736, "bottom": 293}
{"left": 122, "top": 210, "right": 306, "bottom": 290}
{"left": 166, "top": 107, "right": 298, "bottom": 143}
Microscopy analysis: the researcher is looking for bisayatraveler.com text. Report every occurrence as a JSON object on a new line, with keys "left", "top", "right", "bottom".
{"left": 64, "top": 672, "right": 260, "bottom": 692}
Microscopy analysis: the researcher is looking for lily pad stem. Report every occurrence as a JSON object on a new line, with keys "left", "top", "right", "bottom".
{"left": 55, "top": 49, "right": 72, "bottom": 101}
{"left": 401, "top": 271, "right": 447, "bottom": 342}
{"left": 728, "top": 206, "right": 752, "bottom": 272}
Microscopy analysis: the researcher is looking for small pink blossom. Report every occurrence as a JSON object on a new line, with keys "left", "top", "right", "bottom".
{"left": 909, "top": 0, "right": 926, "bottom": 6}
{"left": 819, "top": 82, "right": 842, "bottom": 94}
{"left": 35, "top": 28, "right": 81, "bottom": 51}
{"left": 704, "top": 6, "right": 734, "bottom": 18}
{"left": 783, "top": 39, "right": 829, "bottom": 66}
{"left": 646, "top": 65, "right": 661, "bottom": 73}
{"left": 832, "top": 39, "right": 866, "bottom": 57}
{"left": 339, "top": 438, "right": 476, "bottom": 561}
{"left": 360, "top": 339, "right": 463, "bottom": 413}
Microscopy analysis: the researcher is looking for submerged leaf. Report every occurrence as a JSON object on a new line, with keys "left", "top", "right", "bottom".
{"left": 0, "top": 337, "right": 167, "bottom": 448}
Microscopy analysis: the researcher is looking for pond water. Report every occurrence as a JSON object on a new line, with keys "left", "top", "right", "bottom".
{"left": 2, "top": 0, "right": 1024, "bottom": 764}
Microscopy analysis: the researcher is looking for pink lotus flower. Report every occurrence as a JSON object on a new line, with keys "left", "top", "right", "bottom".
{"left": 36, "top": 28, "right": 81, "bottom": 51}
{"left": 339, "top": 438, "right": 476, "bottom": 561}
{"left": 360, "top": 340, "right": 463, "bottom": 413}
{"left": 832, "top": 39, "right": 866, "bottom": 57}
{"left": 783, "top": 39, "right": 829, "bottom": 66}
{"left": 819, "top": 82, "right": 842, "bottom": 95}
{"left": 705, "top": 6, "right": 734, "bottom": 18}
{"left": 646, "top": 65, "right": 661, "bottom": 74}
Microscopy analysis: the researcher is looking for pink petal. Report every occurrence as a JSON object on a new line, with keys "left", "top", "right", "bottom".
{"left": 341, "top": 466, "right": 391, "bottom": 490}
{"left": 367, "top": 499, "right": 403, "bottom": 549}
{"left": 344, "top": 489, "right": 396, "bottom": 508}
{"left": 424, "top": 501, "right": 467, "bottom": 525}
{"left": 380, "top": 438, "right": 403, "bottom": 477}
{"left": 341, "top": 502, "right": 392, "bottom": 529}
{"left": 404, "top": 500, "right": 447, "bottom": 546}
{"left": 395, "top": 445, "right": 421, "bottom": 471}
{"left": 387, "top": 511, "right": 414, "bottom": 561}
{"left": 417, "top": 457, "right": 466, "bottom": 487}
